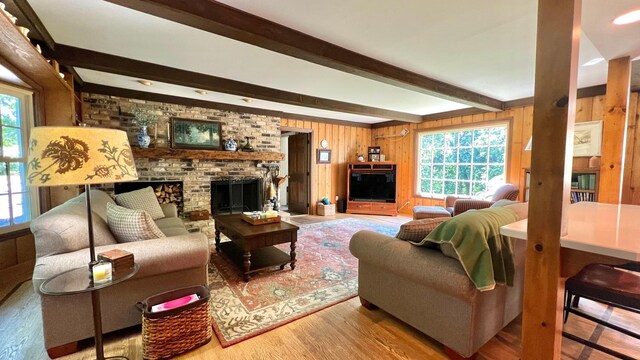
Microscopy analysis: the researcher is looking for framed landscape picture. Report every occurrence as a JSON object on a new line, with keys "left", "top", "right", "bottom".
{"left": 573, "top": 120, "right": 602, "bottom": 157}
{"left": 171, "top": 118, "right": 222, "bottom": 150}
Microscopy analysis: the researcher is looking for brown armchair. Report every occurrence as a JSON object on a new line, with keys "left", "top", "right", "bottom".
{"left": 445, "top": 183, "right": 519, "bottom": 216}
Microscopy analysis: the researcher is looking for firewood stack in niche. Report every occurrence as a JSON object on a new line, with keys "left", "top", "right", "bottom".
{"left": 154, "top": 183, "right": 183, "bottom": 204}
{"left": 154, "top": 183, "right": 184, "bottom": 218}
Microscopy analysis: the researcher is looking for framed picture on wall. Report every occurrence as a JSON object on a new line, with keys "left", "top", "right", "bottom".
{"left": 171, "top": 118, "right": 222, "bottom": 150}
{"left": 317, "top": 149, "right": 331, "bottom": 164}
{"left": 573, "top": 120, "right": 602, "bottom": 157}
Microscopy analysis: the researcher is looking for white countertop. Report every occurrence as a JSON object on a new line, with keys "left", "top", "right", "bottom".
{"left": 501, "top": 202, "right": 640, "bottom": 261}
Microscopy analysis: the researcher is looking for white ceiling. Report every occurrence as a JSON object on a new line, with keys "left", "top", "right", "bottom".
{"left": 26, "top": 0, "right": 640, "bottom": 124}
{"left": 76, "top": 68, "right": 390, "bottom": 123}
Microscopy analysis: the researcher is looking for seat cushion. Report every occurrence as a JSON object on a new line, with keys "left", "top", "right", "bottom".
{"left": 413, "top": 206, "right": 452, "bottom": 220}
{"left": 115, "top": 187, "right": 164, "bottom": 220}
{"left": 395, "top": 217, "right": 450, "bottom": 242}
{"left": 107, "top": 203, "right": 165, "bottom": 243}
{"left": 154, "top": 217, "right": 189, "bottom": 237}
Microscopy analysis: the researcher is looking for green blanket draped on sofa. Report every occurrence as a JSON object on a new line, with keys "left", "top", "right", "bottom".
{"left": 410, "top": 207, "right": 520, "bottom": 291}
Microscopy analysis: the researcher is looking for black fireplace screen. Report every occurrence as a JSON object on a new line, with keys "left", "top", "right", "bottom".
{"left": 211, "top": 178, "right": 263, "bottom": 215}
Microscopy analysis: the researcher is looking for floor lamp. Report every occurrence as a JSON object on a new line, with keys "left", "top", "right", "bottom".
{"left": 27, "top": 126, "right": 138, "bottom": 359}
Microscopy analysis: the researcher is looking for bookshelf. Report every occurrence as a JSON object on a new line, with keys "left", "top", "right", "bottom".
{"left": 570, "top": 169, "right": 599, "bottom": 203}
{"left": 523, "top": 168, "right": 599, "bottom": 203}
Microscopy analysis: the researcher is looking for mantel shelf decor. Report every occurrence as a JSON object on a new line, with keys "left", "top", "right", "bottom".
{"left": 132, "top": 147, "right": 285, "bottom": 161}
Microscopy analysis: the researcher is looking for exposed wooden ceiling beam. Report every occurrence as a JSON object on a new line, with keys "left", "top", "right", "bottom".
{"left": 48, "top": 44, "right": 422, "bottom": 123}
{"left": 106, "top": 0, "right": 505, "bottom": 112}
{"left": 79, "top": 83, "right": 374, "bottom": 129}
{"left": 8, "top": 0, "right": 55, "bottom": 50}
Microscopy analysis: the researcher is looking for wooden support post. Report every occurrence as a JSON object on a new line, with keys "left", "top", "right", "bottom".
{"left": 522, "top": 0, "right": 581, "bottom": 359}
{"left": 600, "top": 57, "right": 631, "bottom": 204}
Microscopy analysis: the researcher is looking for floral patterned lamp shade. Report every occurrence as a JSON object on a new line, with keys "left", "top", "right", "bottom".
{"left": 26, "top": 127, "right": 138, "bottom": 186}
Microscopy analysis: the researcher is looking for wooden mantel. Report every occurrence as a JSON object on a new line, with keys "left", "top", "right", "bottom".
{"left": 132, "top": 147, "right": 285, "bottom": 161}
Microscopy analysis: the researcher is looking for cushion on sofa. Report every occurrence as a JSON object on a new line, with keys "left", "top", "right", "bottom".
{"left": 65, "top": 189, "right": 116, "bottom": 222}
{"left": 115, "top": 187, "right": 165, "bottom": 220}
{"left": 395, "top": 217, "right": 450, "bottom": 242}
{"left": 154, "top": 217, "right": 190, "bottom": 237}
{"left": 107, "top": 203, "right": 165, "bottom": 243}
{"left": 30, "top": 201, "right": 117, "bottom": 258}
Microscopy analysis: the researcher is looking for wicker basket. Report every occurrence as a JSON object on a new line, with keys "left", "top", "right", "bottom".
{"left": 139, "top": 285, "right": 212, "bottom": 360}
{"left": 317, "top": 203, "right": 336, "bottom": 216}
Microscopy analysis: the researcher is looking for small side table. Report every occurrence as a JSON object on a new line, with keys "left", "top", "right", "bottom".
{"left": 40, "top": 264, "right": 139, "bottom": 360}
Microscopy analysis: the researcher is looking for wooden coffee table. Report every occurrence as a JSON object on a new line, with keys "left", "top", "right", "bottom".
{"left": 214, "top": 214, "right": 299, "bottom": 281}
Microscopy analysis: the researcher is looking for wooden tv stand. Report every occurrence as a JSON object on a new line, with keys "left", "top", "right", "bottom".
{"left": 346, "top": 162, "right": 398, "bottom": 216}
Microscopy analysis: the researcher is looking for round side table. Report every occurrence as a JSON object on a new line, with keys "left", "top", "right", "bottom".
{"left": 40, "top": 264, "right": 139, "bottom": 360}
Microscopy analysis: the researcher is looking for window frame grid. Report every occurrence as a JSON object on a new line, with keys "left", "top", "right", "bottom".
{"left": 415, "top": 120, "right": 511, "bottom": 199}
{"left": 0, "top": 84, "right": 38, "bottom": 234}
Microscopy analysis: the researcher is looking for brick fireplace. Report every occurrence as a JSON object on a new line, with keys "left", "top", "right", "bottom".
{"left": 82, "top": 92, "right": 284, "bottom": 238}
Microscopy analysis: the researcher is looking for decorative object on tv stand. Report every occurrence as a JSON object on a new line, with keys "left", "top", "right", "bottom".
{"left": 573, "top": 120, "right": 603, "bottom": 157}
{"left": 224, "top": 137, "right": 237, "bottom": 151}
{"left": 317, "top": 149, "right": 331, "bottom": 164}
{"left": 241, "top": 136, "right": 256, "bottom": 152}
{"left": 132, "top": 107, "right": 158, "bottom": 148}
{"left": 357, "top": 154, "right": 365, "bottom": 162}
{"left": 27, "top": 126, "right": 138, "bottom": 360}
{"left": 368, "top": 146, "right": 381, "bottom": 162}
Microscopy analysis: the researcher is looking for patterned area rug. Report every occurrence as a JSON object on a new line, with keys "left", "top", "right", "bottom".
{"left": 208, "top": 218, "right": 398, "bottom": 347}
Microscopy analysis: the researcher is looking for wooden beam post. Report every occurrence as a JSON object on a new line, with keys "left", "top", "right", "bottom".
{"left": 522, "top": 0, "right": 581, "bottom": 358}
{"left": 106, "top": 0, "right": 505, "bottom": 112}
{"left": 600, "top": 57, "right": 631, "bottom": 204}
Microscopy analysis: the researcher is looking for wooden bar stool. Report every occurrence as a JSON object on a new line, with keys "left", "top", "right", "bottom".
{"left": 563, "top": 262, "right": 640, "bottom": 360}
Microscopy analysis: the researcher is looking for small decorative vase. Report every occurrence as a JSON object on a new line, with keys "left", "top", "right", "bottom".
{"left": 137, "top": 126, "right": 151, "bottom": 148}
{"left": 224, "top": 138, "right": 237, "bottom": 151}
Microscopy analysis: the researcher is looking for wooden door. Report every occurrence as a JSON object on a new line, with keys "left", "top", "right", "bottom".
{"left": 287, "top": 133, "right": 310, "bottom": 214}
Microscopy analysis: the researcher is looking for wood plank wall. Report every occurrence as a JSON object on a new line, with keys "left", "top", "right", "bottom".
{"left": 372, "top": 93, "right": 640, "bottom": 215}
{"left": 0, "top": 232, "right": 36, "bottom": 286}
{"left": 280, "top": 119, "right": 372, "bottom": 215}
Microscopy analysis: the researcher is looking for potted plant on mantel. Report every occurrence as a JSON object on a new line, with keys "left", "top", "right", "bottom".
{"left": 131, "top": 107, "right": 159, "bottom": 148}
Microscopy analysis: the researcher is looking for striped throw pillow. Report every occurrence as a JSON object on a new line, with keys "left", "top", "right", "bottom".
{"left": 107, "top": 203, "right": 166, "bottom": 243}
{"left": 115, "top": 186, "right": 165, "bottom": 220}
{"left": 395, "top": 217, "right": 450, "bottom": 242}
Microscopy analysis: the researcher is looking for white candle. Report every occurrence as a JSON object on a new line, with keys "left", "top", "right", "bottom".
{"left": 92, "top": 262, "right": 112, "bottom": 284}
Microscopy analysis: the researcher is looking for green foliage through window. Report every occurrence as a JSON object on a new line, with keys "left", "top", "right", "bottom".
{"left": 1, "top": 90, "right": 33, "bottom": 229}
{"left": 418, "top": 124, "right": 508, "bottom": 197}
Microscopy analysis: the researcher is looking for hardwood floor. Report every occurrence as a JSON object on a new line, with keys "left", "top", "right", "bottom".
{"left": 0, "top": 214, "right": 638, "bottom": 360}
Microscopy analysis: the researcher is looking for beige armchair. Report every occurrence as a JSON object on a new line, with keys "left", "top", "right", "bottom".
{"left": 445, "top": 183, "right": 519, "bottom": 216}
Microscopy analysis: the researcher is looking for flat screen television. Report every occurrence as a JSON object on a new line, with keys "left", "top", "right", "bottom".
{"left": 349, "top": 172, "right": 396, "bottom": 202}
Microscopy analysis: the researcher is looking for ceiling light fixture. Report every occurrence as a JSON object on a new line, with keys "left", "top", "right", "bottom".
{"left": 613, "top": 9, "right": 640, "bottom": 25}
{"left": 241, "top": 98, "right": 253, "bottom": 103}
{"left": 195, "top": 90, "right": 208, "bottom": 95}
{"left": 137, "top": 80, "right": 153, "bottom": 86}
{"left": 583, "top": 57, "right": 605, "bottom": 66}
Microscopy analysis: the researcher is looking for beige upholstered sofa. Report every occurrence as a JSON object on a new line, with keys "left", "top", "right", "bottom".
{"left": 30, "top": 190, "right": 210, "bottom": 357}
{"left": 349, "top": 209, "right": 526, "bottom": 359}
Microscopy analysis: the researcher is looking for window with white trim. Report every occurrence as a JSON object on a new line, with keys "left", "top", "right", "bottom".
{"left": 1, "top": 85, "right": 37, "bottom": 233}
{"left": 417, "top": 123, "right": 508, "bottom": 198}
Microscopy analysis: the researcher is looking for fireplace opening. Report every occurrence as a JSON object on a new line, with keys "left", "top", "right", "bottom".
{"left": 211, "top": 178, "right": 263, "bottom": 215}
{"left": 114, "top": 181, "right": 184, "bottom": 217}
